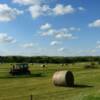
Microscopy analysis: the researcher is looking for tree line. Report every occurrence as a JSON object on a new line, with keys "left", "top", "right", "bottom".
{"left": 0, "top": 56, "right": 100, "bottom": 63}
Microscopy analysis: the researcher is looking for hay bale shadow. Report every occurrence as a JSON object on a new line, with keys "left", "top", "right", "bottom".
{"left": 55, "top": 84, "right": 93, "bottom": 88}
{"left": 30, "top": 73, "right": 46, "bottom": 77}
{"left": 73, "top": 84, "right": 93, "bottom": 88}
{"left": 0, "top": 73, "right": 46, "bottom": 79}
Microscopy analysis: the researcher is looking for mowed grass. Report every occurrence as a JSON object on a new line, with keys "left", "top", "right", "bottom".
{"left": 0, "top": 63, "right": 100, "bottom": 100}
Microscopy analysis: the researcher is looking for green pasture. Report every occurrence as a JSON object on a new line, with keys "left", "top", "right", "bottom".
{"left": 0, "top": 63, "right": 100, "bottom": 100}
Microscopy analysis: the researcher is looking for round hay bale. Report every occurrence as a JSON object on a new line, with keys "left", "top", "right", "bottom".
{"left": 52, "top": 70, "right": 74, "bottom": 87}
{"left": 40, "top": 64, "right": 46, "bottom": 68}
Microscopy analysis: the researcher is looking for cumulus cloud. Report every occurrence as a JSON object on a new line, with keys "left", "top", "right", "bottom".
{"left": 40, "top": 23, "right": 51, "bottom": 30}
{"left": 53, "top": 4, "right": 75, "bottom": 15}
{"left": 13, "top": 0, "right": 41, "bottom": 5}
{"left": 28, "top": 4, "right": 77, "bottom": 19}
{"left": 40, "top": 23, "right": 78, "bottom": 40}
{"left": 50, "top": 41, "right": 61, "bottom": 46}
{"left": 89, "top": 19, "right": 100, "bottom": 28}
{"left": 41, "top": 29, "right": 54, "bottom": 36}
{"left": 55, "top": 33, "right": 73, "bottom": 39}
{"left": 0, "top": 4, "right": 23, "bottom": 22}
{"left": 12, "top": 0, "right": 84, "bottom": 19}
{"left": 78, "top": 7, "right": 85, "bottom": 11}
{"left": 0, "top": 33, "right": 16, "bottom": 43}
{"left": 56, "top": 29, "right": 78, "bottom": 40}
{"left": 28, "top": 5, "right": 52, "bottom": 19}
{"left": 69, "top": 27, "right": 80, "bottom": 31}
{"left": 28, "top": 5, "right": 43, "bottom": 19}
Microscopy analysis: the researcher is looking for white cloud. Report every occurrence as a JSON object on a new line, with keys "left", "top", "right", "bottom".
{"left": 12, "top": 0, "right": 84, "bottom": 19}
{"left": 55, "top": 28, "right": 76, "bottom": 40}
{"left": 53, "top": 4, "right": 75, "bottom": 15}
{"left": 28, "top": 4, "right": 78, "bottom": 19}
{"left": 89, "top": 19, "right": 100, "bottom": 28}
{"left": 40, "top": 23, "right": 51, "bottom": 30}
{"left": 40, "top": 23, "right": 78, "bottom": 40}
{"left": 69, "top": 27, "right": 80, "bottom": 31}
{"left": 40, "top": 23, "right": 54, "bottom": 36}
{"left": 41, "top": 29, "right": 54, "bottom": 36}
{"left": 13, "top": 0, "right": 41, "bottom": 5}
{"left": 55, "top": 33, "right": 73, "bottom": 39}
{"left": 0, "top": 4, "right": 23, "bottom": 22}
{"left": 28, "top": 5, "right": 52, "bottom": 19}
{"left": 22, "top": 43, "right": 33, "bottom": 48}
{"left": 50, "top": 41, "right": 61, "bottom": 46}
{"left": 0, "top": 33, "right": 16, "bottom": 43}
{"left": 58, "top": 47, "right": 65, "bottom": 52}
{"left": 42, "top": 5, "right": 51, "bottom": 13}
{"left": 28, "top": 5, "right": 43, "bottom": 19}
{"left": 78, "top": 7, "right": 85, "bottom": 11}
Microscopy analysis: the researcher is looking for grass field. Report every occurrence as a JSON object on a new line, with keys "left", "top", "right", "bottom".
{"left": 0, "top": 63, "right": 100, "bottom": 100}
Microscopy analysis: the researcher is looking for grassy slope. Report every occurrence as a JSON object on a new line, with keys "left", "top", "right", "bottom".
{"left": 0, "top": 63, "right": 100, "bottom": 100}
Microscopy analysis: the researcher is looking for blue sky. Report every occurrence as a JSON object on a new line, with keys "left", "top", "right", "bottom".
{"left": 0, "top": 0, "right": 100, "bottom": 56}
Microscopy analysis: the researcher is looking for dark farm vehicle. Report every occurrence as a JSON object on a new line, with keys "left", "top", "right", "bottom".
{"left": 9, "top": 63, "right": 31, "bottom": 75}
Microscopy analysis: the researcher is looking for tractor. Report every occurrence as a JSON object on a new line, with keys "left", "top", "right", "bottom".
{"left": 9, "top": 63, "right": 31, "bottom": 75}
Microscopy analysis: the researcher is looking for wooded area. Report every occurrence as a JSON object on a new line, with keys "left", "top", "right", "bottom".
{"left": 0, "top": 56, "right": 100, "bottom": 63}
